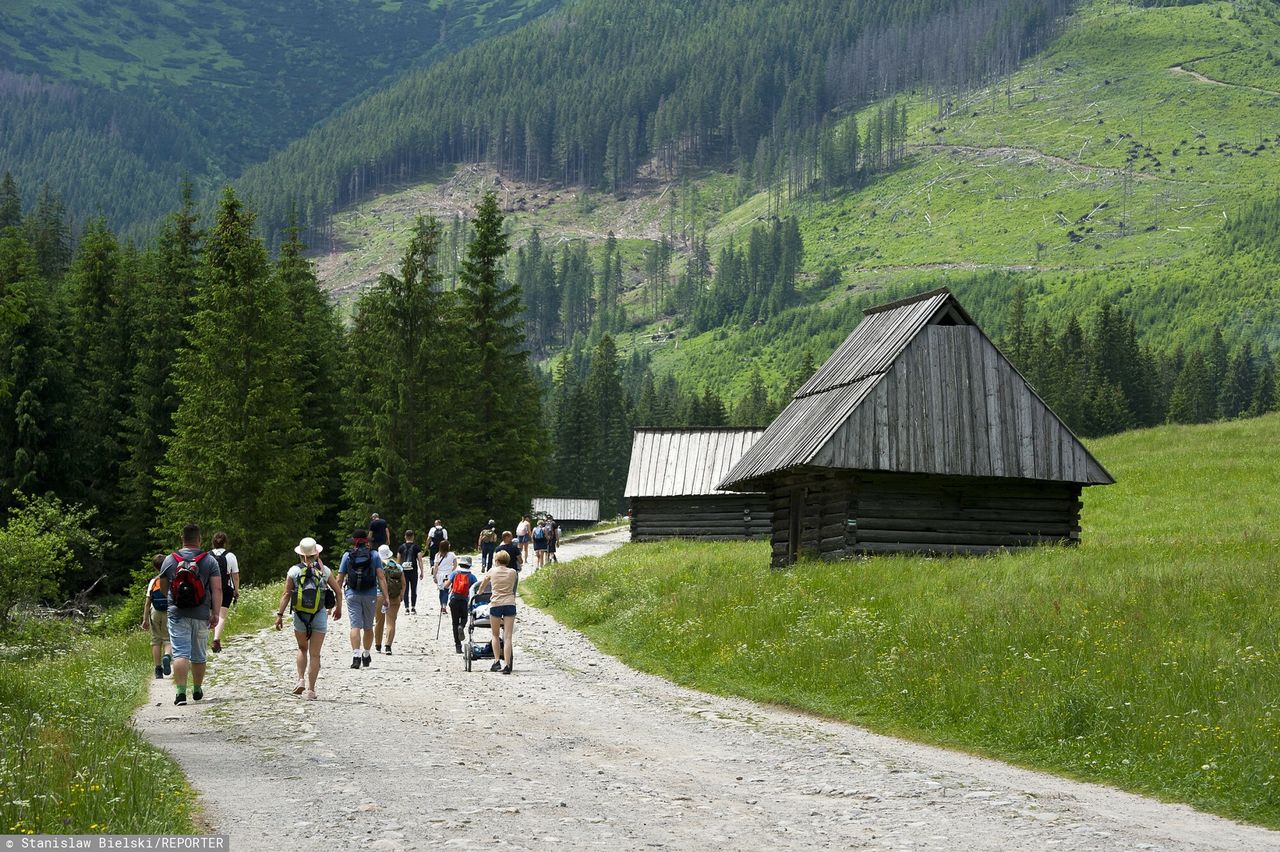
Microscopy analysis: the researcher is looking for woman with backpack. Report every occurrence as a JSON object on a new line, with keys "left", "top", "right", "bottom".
{"left": 432, "top": 540, "right": 456, "bottom": 615}
{"left": 375, "top": 545, "right": 404, "bottom": 654}
{"left": 472, "top": 550, "right": 518, "bottom": 674}
{"left": 275, "top": 537, "right": 343, "bottom": 700}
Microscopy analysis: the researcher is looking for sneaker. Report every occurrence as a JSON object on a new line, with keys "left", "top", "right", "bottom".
{"left": 211, "top": 639, "right": 222, "bottom": 653}
{"left": 385, "top": 646, "right": 392, "bottom": 655}
{"left": 490, "top": 661, "right": 502, "bottom": 672}
{"left": 292, "top": 679, "right": 305, "bottom": 696}
{"left": 174, "top": 692, "right": 187, "bottom": 706}
{"left": 411, "top": 608, "right": 417, "bottom": 614}
{"left": 375, "top": 645, "right": 382, "bottom": 652}
{"left": 501, "top": 665, "right": 512, "bottom": 675}
{"left": 350, "top": 657, "right": 362, "bottom": 669}
{"left": 455, "top": 644, "right": 462, "bottom": 654}
{"left": 361, "top": 653, "right": 371, "bottom": 668}
{"left": 161, "top": 654, "right": 172, "bottom": 676}
{"left": 155, "top": 666, "right": 164, "bottom": 679}
{"left": 192, "top": 687, "right": 204, "bottom": 701}
{"left": 306, "top": 690, "right": 317, "bottom": 700}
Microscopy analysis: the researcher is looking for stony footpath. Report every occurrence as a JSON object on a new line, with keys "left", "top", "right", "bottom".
{"left": 135, "top": 531, "right": 1280, "bottom": 850}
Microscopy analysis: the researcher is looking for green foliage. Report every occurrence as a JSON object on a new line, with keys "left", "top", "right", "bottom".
{"left": 155, "top": 187, "right": 326, "bottom": 582}
{"left": 528, "top": 413, "right": 1280, "bottom": 828}
{"left": 0, "top": 494, "right": 103, "bottom": 623}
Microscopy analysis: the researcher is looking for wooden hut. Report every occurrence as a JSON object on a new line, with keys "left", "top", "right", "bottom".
{"left": 625, "top": 428, "right": 772, "bottom": 541}
{"left": 717, "top": 289, "right": 1114, "bottom": 567}
{"left": 531, "top": 498, "right": 600, "bottom": 529}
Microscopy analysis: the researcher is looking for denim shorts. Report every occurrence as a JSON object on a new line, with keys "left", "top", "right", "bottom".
{"left": 490, "top": 604, "right": 517, "bottom": 618}
{"left": 346, "top": 592, "right": 377, "bottom": 629}
{"left": 167, "top": 613, "right": 209, "bottom": 663}
{"left": 293, "top": 608, "right": 328, "bottom": 634}
{"left": 518, "top": 534, "right": 530, "bottom": 544}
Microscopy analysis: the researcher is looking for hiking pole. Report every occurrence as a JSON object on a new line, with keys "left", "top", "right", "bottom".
{"left": 435, "top": 607, "right": 442, "bottom": 640}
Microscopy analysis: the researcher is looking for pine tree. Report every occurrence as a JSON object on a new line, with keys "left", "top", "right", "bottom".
{"left": 156, "top": 188, "right": 324, "bottom": 582}
{"left": 1250, "top": 347, "right": 1276, "bottom": 416}
{"left": 24, "top": 185, "right": 70, "bottom": 282}
{"left": 0, "top": 173, "right": 21, "bottom": 231}
{"left": 583, "top": 335, "right": 630, "bottom": 515}
{"left": 1218, "top": 342, "right": 1256, "bottom": 420}
{"left": 456, "top": 191, "right": 542, "bottom": 532}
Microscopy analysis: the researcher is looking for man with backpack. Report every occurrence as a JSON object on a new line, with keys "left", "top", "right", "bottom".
{"left": 476, "top": 520, "right": 498, "bottom": 572}
{"left": 209, "top": 531, "right": 239, "bottom": 653}
{"left": 140, "top": 553, "right": 172, "bottom": 680}
{"left": 446, "top": 555, "right": 478, "bottom": 654}
{"left": 157, "top": 523, "right": 222, "bottom": 706}
{"left": 397, "top": 529, "right": 423, "bottom": 614}
{"left": 369, "top": 512, "right": 391, "bottom": 549}
{"left": 427, "top": 519, "right": 448, "bottom": 566}
{"left": 339, "top": 528, "right": 389, "bottom": 669}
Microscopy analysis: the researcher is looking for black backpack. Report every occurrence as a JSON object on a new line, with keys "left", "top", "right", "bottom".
{"left": 346, "top": 545, "right": 377, "bottom": 592}
{"left": 430, "top": 526, "right": 445, "bottom": 545}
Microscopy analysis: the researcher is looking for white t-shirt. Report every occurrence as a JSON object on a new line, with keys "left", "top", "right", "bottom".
{"left": 434, "top": 552, "right": 457, "bottom": 588}
{"left": 213, "top": 548, "right": 240, "bottom": 576}
{"left": 287, "top": 562, "right": 332, "bottom": 584}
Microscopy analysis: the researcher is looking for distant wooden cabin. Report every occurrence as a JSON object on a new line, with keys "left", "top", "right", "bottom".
{"left": 625, "top": 428, "right": 772, "bottom": 541}
{"left": 717, "top": 289, "right": 1114, "bottom": 567}
{"left": 532, "top": 497, "right": 600, "bottom": 530}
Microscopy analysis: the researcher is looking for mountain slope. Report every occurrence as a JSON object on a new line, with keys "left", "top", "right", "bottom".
{"left": 0, "top": 0, "right": 561, "bottom": 231}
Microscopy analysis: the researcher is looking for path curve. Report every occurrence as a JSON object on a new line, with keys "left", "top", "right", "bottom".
{"left": 1169, "top": 63, "right": 1280, "bottom": 99}
{"left": 136, "top": 530, "right": 1280, "bottom": 850}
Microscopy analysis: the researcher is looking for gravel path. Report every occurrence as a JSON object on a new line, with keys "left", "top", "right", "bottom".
{"left": 136, "top": 530, "right": 1279, "bottom": 850}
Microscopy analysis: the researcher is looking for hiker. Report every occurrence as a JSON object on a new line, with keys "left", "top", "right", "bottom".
{"left": 370, "top": 512, "right": 391, "bottom": 550}
{"left": 446, "top": 555, "right": 478, "bottom": 653}
{"left": 532, "top": 518, "right": 549, "bottom": 568}
{"left": 545, "top": 516, "right": 560, "bottom": 564}
{"left": 496, "top": 531, "right": 523, "bottom": 574}
{"left": 375, "top": 544, "right": 404, "bottom": 654}
{"left": 473, "top": 550, "right": 518, "bottom": 674}
{"left": 140, "top": 553, "right": 172, "bottom": 680}
{"left": 477, "top": 519, "right": 498, "bottom": 572}
{"left": 339, "top": 528, "right": 389, "bottom": 669}
{"left": 397, "top": 529, "right": 423, "bottom": 614}
{"left": 516, "top": 516, "right": 532, "bottom": 563}
{"left": 210, "top": 531, "right": 239, "bottom": 653}
{"left": 275, "top": 537, "right": 342, "bottom": 700}
{"left": 427, "top": 519, "right": 448, "bottom": 566}
{"left": 157, "top": 523, "right": 222, "bottom": 705}
{"left": 432, "top": 539, "right": 456, "bottom": 615}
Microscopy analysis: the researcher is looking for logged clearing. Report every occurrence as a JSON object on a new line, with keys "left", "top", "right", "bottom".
{"left": 135, "top": 530, "right": 1279, "bottom": 850}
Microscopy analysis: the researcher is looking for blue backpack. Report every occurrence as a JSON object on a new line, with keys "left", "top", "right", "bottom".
{"left": 346, "top": 545, "right": 377, "bottom": 592}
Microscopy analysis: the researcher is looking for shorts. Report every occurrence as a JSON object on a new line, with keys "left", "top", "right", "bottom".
{"left": 149, "top": 606, "right": 170, "bottom": 646}
{"left": 346, "top": 592, "right": 377, "bottom": 630}
{"left": 293, "top": 609, "right": 328, "bottom": 634}
{"left": 439, "top": 587, "right": 449, "bottom": 606}
{"left": 490, "top": 605, "right": 517, "bottom": 618}
{"left": 167, "top": 613, "right": 209, "bottom": 664}
{"left": 533, "top": 539, "right": 547, "bottom": 552}
{"left": 518, "top": 534, "right": 530, "bottom": 544}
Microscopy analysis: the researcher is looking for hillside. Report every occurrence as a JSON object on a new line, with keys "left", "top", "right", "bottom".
{"left": 0, "top": 0, "right": 560, "bottom": 231}
{"left": 527, "top": 412, "right": 1280, "bottom": 828}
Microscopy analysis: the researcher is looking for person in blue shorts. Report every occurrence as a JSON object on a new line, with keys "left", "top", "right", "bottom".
{"left": 275, "top": 537, "right": 343, "bottom": 700}
{"left": 158, "top": 523, "right": 223, "bottom": 706}
{"left": 339, "top": 529, "right": 388, "bottom": 669}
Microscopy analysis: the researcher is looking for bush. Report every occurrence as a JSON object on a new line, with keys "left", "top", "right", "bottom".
{"left": 0, "top": 495, "right": 104, "bottom": 625}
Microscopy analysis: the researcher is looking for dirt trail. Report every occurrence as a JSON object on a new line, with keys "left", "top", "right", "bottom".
{"left": 136, "top": 530, "right": 1279, "bottom": 850}
{"left": 1169, "top": 63, "right": 1280, "bottom": 99}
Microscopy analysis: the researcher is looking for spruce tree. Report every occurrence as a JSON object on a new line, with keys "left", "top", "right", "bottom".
{"left": 456, "top": 191, "right": 542, "bottom": 532}
{"left": 583, "top": 335, "right": 630, "bottom": 515}
{"left": 156, "top": 188, "right": 324, "bottom": 582}
{"left": 24, "top": 185, "right": 70, "bottom": 282}
{"left": 0, "top": 173, "right": 21, "bottom": 231}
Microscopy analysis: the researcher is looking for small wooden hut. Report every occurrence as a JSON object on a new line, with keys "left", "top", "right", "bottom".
{"left": 531, "top": 498, "right": 600, "bottom": 529}
{"left": 625, "top": 428, "right": 772, "bottom": 541}
{"left": 717, "top": 289, "right": 1114, "bottom": 566}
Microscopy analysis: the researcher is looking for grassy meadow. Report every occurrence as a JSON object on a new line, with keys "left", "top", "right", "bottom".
{"left": 525, "top": 413, "right": 1280, "bottom": 827}
{"left": 0, "top": 585, "right": 276, "bottom": 834}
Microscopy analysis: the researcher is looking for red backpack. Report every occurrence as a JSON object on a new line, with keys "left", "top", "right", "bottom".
{"left": 170, "top": 551, "right": 209, "bottom": 609}
{"left": 450, "top": 570, "right": 473, "bottom": 597}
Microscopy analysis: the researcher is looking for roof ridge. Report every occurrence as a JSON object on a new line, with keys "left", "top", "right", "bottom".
{"left": 862, "top": 286, "right": 953, "bottom": 316}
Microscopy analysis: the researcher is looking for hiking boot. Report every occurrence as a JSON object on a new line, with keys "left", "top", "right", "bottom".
{"left": 192, "top": 687, "right": 204, "bottom": 701}
{"left": 161, "top": 654, "right": 172, "bottom": 676}
{"left": 455, "top": 644, "right": 462, "bottom": 654}
{"left": 211, "top": 639, "right": 222, "bottom": 653}
{"left": 155, "top": 666, "right": 164, "bottom": 679}
{"left": 361, "top": 653, "right": 371, "bottom": 668}
{"left": 490, "top": 661, "right": 502, "bottom": 672}
{"left": 174, "top": 692, "right": 187, "bottom": 706}
{"left": 501, "top": 665, "right": 512, "bottom": 675}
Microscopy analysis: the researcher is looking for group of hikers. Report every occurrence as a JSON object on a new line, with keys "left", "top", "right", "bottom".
{"left": 142, "top": 514, "right": 563, "bottom": 703}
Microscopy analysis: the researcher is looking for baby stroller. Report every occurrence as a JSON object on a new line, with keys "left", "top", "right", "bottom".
{"left": 462, "top": 586, "right": 495, "bottom": 672}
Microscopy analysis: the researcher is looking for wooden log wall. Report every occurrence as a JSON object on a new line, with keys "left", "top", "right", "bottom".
{"left": 630, "top": 496, "right": 772, "bottom": 542}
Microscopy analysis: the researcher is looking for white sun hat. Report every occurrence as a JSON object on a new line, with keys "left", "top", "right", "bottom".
{"left": 294, "top": 537, "right": 323, "bottom": 557}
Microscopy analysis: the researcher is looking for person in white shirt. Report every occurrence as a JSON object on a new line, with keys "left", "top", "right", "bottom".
{"left": 432, "top": 540, "right": 456, "bottom": 615}
{"left": 210, "top": 531, "right": 239, "bottom": 653}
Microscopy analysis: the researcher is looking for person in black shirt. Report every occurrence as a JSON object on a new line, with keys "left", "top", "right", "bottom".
{"left": 496, "top": 530, "right": 523, "bottom": 573}
{"left": 369, "top": 513, "right": 391, "bottom": 549}
{"left": 397, "top": 529, "right": 423, "bottom": 614}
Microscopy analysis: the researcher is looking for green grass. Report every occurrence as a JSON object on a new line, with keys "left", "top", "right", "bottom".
{"left": 0, "top": 584, "right": 276, "bottom": 834}
{"left": 526, "top": 413, "right": 1280, "bottom": 827}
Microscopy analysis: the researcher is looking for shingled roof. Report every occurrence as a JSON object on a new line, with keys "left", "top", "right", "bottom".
{"left": 718, "top": 289, "right": 1113, "bottom": 490}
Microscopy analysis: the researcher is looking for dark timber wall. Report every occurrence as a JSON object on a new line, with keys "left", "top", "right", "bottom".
{"left": 766, "top": 469, "right": 1082, "bottom": 567}
{"left": 630, "top": 496, "right": 772, "bottom": 542}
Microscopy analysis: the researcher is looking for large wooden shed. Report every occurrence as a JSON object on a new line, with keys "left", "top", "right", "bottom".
{"left": 624, "top": 428, "right": 772, "bottom": 541}
{"left": 717, "top": 289, "right": 1114, "bottom": 567}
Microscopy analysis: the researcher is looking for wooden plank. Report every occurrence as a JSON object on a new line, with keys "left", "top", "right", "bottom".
{"left": 856, "top": 517, "right": 1077, "bottom": 534}
{"left": 981, "top": 334, "right": 1004, "bottom": 478}
{"left": 926, "top": 331, "right": 944, "bottom": 474}
{"left": 854, "top": 542, "right": 1025, "bottom": 556}
{"left": 854, "top": 529, "right": 1068, "bottom": 545}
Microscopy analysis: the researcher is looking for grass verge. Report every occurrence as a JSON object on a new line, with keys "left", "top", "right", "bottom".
{"left": 0, "top": 585, "right": 276, "bottom": 834}
{"left": 525, "top": 414, "right": 1280, "bottom": 828}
